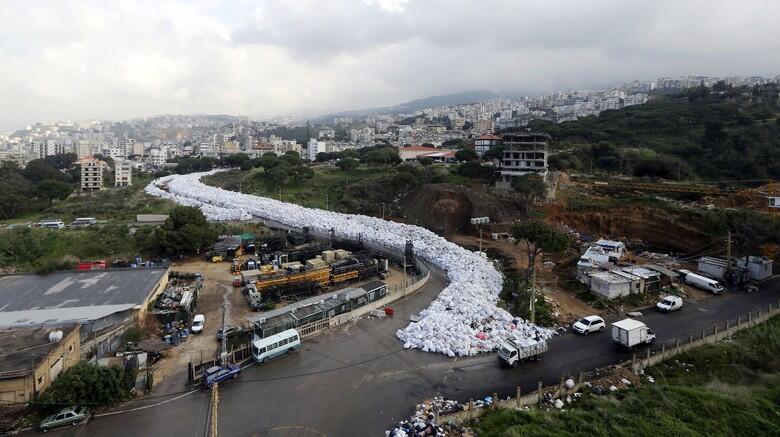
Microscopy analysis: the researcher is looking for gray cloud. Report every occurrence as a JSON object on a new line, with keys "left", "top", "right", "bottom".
{"left": 0, "top": 0, "right": 778, "bottom": 130}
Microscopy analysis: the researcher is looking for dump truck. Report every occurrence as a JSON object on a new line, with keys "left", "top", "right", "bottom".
{"left": 612, "top": 318, "right": 656, "bottom": 349}
{"left": 497, "top": 338, "right": 548, "bottom": 367}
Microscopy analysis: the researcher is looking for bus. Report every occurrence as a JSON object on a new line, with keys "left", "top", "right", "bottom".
{"left": 70, "top": 217, "right": 97, "bottom": 227}
{"left": 251, "top": 328, "right": 301, "bottom": 363}
{"left": 39, "top": 219, "right": 65, "bottom": 229}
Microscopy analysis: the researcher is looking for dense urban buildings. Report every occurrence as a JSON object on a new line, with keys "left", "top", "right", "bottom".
{"left": 0, "top": 75, "right": 778, "bottom": 171}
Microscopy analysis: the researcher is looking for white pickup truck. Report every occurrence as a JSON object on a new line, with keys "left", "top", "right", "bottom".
{"left": 612, "top": 318, "right": 656, "bottom": 350}
{"left": 498, "top": 338, "right": 548, "bottom": 367}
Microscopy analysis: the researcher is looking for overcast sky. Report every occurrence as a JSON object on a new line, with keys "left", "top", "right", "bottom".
{"left": 1, "top": 0, "right": 779, "bottom": 130}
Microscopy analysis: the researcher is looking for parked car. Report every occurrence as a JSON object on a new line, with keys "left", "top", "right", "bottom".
{"left": 678, "top": 269, "right": 724, "bottom": 294}
{"left": 202, "top": 364, "right": 241, "bottom": 389}
{"left": 572, "top": 315, "right": 606, "bottom": 335}
{"left": 191, "top": 314, "right": 205, "bottom": 334}
{"left": 656, "top": 295, "right": 683, "bottom": 312}
{"left": 217, "top": 325, "right": 240, "bottom": 342}
{"left": 39, "top": 406, "right": 90, "bottom": 432}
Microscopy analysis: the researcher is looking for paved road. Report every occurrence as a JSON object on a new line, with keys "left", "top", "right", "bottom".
{"left": 29, "top": 272, "right": 780, "bottom": 437}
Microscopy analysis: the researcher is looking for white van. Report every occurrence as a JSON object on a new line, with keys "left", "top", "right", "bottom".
{"left": 191, "top": 314, "right": 205, "bottom": 334}
{"left": 251, "top": 329, "right": 301, "bottom": 363}
{"left": 679, "top": 269, "right": 724, "bottom": 294}
{"left": 656, "top": 295, "right": 683, "bottom": 312}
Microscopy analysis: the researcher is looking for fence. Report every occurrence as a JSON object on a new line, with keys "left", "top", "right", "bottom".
{"left": 629, "top": 299, "right": 780, "bottom": 374}
{"left": 437, "top": 299, "right": 780, "bottom": 426}
{"left": 189, "top": 343, "right": 253, "bottom": 383}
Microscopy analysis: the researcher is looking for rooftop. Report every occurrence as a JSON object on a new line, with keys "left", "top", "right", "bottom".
{"left": 0, "top": 268, "right": 168, "bottom": 313}
{"left": 0, "top": 324, "right": 77, "bottom": 376}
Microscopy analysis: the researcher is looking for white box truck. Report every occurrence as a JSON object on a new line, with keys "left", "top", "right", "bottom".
{"left": 612, "top": 318, "right": 655, "bottom": 349}
{"left": 678, "top": 269, "right": 724, "bottom": 294}
{"left": 497, "top": 338, "right": 548, "bottom": 367}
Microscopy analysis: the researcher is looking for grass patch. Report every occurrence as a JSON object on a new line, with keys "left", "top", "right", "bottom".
{"left": 472, "top": 315, "right": 780, "bottom": 437}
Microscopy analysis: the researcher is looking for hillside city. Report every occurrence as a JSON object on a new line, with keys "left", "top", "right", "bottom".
{"left": 4, "top": 75, "right": 777, "bottom": 173}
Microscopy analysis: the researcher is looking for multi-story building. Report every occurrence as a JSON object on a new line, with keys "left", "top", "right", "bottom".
{"left": 114, "top": 160, "right": 132, "bottom": 187}
{"left": 498, "top": 131, "right": 549, "bottom": 186}
{"left": 307, "top": 139, "right": 325, "bottom": 161}
{"left": 474, "top": 134, "right": 501, "bottom": 156}
{"left": 80, "top": 157, "right": 104, "bottom": 191}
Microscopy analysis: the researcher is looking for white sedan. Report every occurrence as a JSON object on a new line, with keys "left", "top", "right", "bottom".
{"left": 572, "top": 315, "right": 606, "bottom": 335}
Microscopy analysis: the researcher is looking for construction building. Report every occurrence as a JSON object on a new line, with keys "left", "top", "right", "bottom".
{"left": 114, "top": 160, "right": 132, "bottom": 187}
{"left": 497, "top": 131, "right": 549, "bottom": 186}
{"left": 80, "top": 156, "right": 103, "bottom": 191}
{"left": 0, "top": 325, "right": 80, "bottom": 403}
{"left": 587, "top": 266, "right": 661, "bottom": 299}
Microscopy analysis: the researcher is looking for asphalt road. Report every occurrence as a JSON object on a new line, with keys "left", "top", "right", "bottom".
{"left": 28, "top": 272, "right": 780, "bottom": 437}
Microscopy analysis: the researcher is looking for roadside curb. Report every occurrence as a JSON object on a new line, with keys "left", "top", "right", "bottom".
{"left": 93, "top": 390, "right": 198, "bottom": 418}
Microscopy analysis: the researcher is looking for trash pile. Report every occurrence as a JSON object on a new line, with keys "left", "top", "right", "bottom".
{"left": 145, "top": 171, "right": 553, "bottom": 356}
{"left": 386, "top": 397, "right": 468, "bottom": 437}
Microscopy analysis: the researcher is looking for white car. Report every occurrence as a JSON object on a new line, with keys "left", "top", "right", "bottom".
{"left": 656, "top": 295, "right": 683, "bottom": 312}
{"left": 572, "top": 315, "right": 606, "bottom": 335}
{"left": 191, "top": 314, "right": 205, "bottom": 334}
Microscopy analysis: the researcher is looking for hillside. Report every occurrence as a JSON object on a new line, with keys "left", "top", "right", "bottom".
{"left": 313, "top": 89, "right": 498, "bottom": 121}
{"left": 529, "top": 83, "right": 780, "bottom": 181}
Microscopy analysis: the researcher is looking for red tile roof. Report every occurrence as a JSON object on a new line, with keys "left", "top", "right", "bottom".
{"left": 475, "top": 134, "right": 501, "bottom": 140}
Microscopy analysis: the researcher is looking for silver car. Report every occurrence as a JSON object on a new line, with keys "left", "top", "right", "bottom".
{"left": 39, "top": 406, "right": 89, "bottom": 432}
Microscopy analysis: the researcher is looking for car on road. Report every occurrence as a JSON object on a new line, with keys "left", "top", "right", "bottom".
{"left": 39, "top": 406, "right": 90, "bottom": 432}
{"left": 572, "top": 315, "right": 606, "bottom": 335}
{"left": 656, "top": 295, "right": 683, "bottom": 312}
{"left": 191, "top": 314, "right": 205, "bottom": 334}
{"left": 202, "top": 364, "right": 241, "bottom": 389}
{"left": 217, "top": 325, "right": 240, "bottom": 342}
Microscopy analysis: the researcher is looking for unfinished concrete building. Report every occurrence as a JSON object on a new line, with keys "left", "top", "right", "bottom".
{"left": 497, "top": 131, "right": 549, "bottom": 187}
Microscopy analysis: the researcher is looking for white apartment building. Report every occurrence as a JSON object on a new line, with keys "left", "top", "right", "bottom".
{"left": 307, "top": 139, "right": 325, "bottom": 161}
{"left": 148, "top": 148, "right": 166, "bottom": 167}
{"left": 114, "top": 160, "right": 132, "bottom": 187}
{"left": 80, "top": 158, "right": 103, "bottom": 191}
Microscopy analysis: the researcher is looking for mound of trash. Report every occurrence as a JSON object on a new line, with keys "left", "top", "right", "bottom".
{"left": 146, "top": 171, "right": 551, "bottom": 356}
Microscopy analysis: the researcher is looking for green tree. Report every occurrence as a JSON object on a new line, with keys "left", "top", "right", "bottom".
{"left": 418, "top": 157, "right": 434, "bottom": 166}
{"left": 511, "top": 221, "right": 568, "bottom": 322}
{"left": 22, "top": 159, "right": 66, "bottom": 183}
{"left": 266, "top": 166, "right": 289, "bottom": 188}
{"left": 154, "top": 206, "right": 217, "bottom": 256}
{"left": 511, "top": 174, "right": 546, "bottom": 214}
{"left": 223, "top": 153, "right": 250, "bottom": 167}
{"left": 259, "top": 153, "right": 279, "bottom": 170}
{"left": 36, "top": 179, "right": 73, "bottom": 205}
{"left": 455, "top": 148, "right": 479, "bottom": 162}
{"left": 40, "top": 362, "right": 136, "bottom": 408}
{"left": 336, "top": 158, "right": 359, "bottom": 171}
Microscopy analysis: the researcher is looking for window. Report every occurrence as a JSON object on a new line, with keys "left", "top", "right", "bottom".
{"left": 292, "top": 335, "right": 299, "bottom": 342}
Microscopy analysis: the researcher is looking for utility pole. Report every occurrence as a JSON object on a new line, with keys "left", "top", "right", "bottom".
{"left": 220, "top": 304, "right": 228, "bottom": 366}
{"left": 530, "top": 266, "right": 536, "bottom": 324}
{"left": 381, "top": 202, "right": 385, "bottom": 220}
{"left": 326, "top": 193, "right": 329, "bottom": 211}
{"left": 726, "top": 231, "right": 732, "bottom": 282}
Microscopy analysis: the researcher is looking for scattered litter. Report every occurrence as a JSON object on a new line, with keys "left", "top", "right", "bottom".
{"left": 564, "top": 378, "right": 575, "bottom": 389}
{"left": 554, "top": 399, "right": 564, "bottom": 409}
{"left": 608, "top": 385, "right": 618, "bottom": 392}
{"left": 620, "top": 378, "right": 631, "bottom": 386}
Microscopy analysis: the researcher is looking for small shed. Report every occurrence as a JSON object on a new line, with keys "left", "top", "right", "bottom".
{"left": 588, "top": 271, "right": 632, "bottom": 299}
{"left": 738, "top": 256, "right": 773, "bottom": 281}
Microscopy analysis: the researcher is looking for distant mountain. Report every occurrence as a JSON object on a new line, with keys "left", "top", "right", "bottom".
{"left": 313, "top": 90, "right": 499, "bottom": 122}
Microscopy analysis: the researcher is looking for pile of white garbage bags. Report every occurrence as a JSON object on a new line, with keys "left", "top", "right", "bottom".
{"left": 145, "top": 171, "right": 552, "bottom": 356}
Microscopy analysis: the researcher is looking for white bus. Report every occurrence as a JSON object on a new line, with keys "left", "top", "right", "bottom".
{"left": 71, "top": 217, "right": 97, "bottom": 227}
{"left": 39, "top": 219, "right": 65, "bottom": 229}
{"left": 251, "top": 329, "right": 301, "bottom": 363}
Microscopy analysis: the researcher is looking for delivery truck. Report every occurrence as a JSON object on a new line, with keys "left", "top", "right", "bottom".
{"left": 611, "top": 318, "right": 656, "bottom": 349}
{"left": 497, "top": 338, "right": 548, "bottom": 367}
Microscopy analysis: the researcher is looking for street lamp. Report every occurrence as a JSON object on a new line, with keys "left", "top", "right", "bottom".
{"left": 470, "top": 217, "right": 489, "bottom": 254}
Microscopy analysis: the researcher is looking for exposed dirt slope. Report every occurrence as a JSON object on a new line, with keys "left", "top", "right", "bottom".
{"left": 400, "top": 183, "right": 524, "bottom": 234}
{"left": 545, "top": 204, "right": 711, "bottom": 252}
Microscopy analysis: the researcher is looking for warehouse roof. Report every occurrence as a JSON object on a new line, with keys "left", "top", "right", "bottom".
{"left": 0, "top": 268, "right": 168, "bottom": 313}
{"left": 0, "top": 305, "right": 136, "bottom": 328}
{"left": 0, "top": 324, "right": 78, "bottom": 376}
